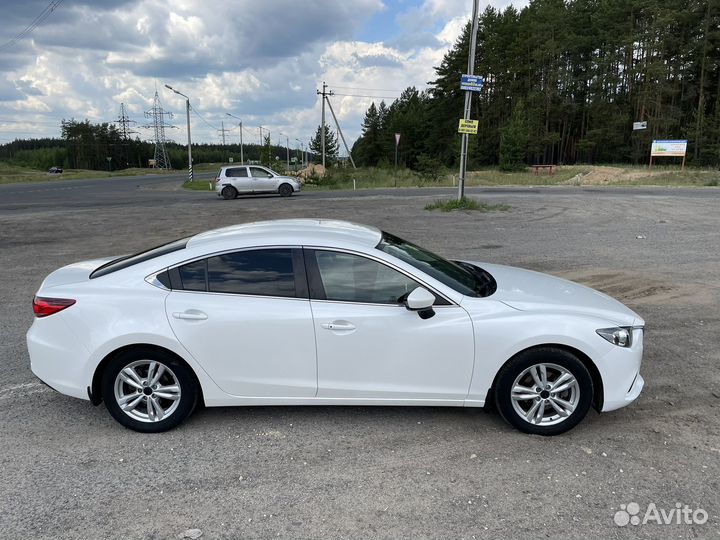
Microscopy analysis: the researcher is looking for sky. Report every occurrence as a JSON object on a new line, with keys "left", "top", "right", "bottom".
{"left": 0, "top": 0, "right": 525, "bottom": 153}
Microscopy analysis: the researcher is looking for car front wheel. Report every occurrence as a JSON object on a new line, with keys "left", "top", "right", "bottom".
{"left": 494, "top": 347, "right": 593, "bottom": 436}
{"left": 101, "top": 348, "right": 198, "bottom": 433}
{"left": 278, "top": 183, "right": 293, "bottom": 197}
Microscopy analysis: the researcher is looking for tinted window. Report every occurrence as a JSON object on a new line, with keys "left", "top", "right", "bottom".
{"left": 249, "top": 167, "right": 273, "bottom": 178}
{"left": 207, "top": 249, "right": 296, "bottom": 297}
{"left": 90, "top": 237, "right": 190, "bottom": 279}
{"left": 179, "top": 259, "right": 207, "bottom": 291}
{"left": 225, "top": 167, "right": 248, "bottom": 177}
{"left": 314, "top": 251, "right": 419, "bottom": 304}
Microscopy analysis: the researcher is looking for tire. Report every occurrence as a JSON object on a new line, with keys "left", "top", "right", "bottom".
{"left": 221, "top": 186, "right": 238, "bottom": 200}
{"left": 278, "top": 183, "right": 293, "bottom": 197}
{"left": 494, "top": 347, "right": 593, "bottom": 436}
{"left": 101, "top": 347, "right": 199, "bottom": 433}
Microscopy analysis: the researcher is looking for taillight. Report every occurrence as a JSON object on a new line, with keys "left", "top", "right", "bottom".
{"left": 33, "top": 296, "right": 76, "bottom": 318}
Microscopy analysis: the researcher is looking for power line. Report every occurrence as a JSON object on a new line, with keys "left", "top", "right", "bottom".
{"left": 190, "top": 107, "right": 219, "bottom": 131}
{"left": 333, "top": 93, "right": 403, "bottom": 99}
{"left": 0, "top": 0, "right": 64, "bottom": 52}
{"left": 328, "top": 85, "right": 403, "bottom": 93}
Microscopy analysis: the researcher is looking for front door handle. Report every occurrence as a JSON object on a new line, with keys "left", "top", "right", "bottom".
{"left": 172, "top": 310, "right": 208, "bottom": 321}
{"left": 320, "top": 321, "right": 356, "bottom": 331}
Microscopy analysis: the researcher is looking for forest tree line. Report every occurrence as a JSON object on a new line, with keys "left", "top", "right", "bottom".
{"left": 0, "top": 120, "right": 307, "bottom": 171}
{"left": 352, "top": 0, "right": 720, "bottom": 169}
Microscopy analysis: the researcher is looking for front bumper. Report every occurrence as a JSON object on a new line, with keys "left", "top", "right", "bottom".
{"left": 599, "top": 328, "right": 644, "bottom": 412}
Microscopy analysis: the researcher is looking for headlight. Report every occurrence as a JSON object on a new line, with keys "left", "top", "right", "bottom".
{"left": 596, "top": 327, "right": 632, "bottom": 347}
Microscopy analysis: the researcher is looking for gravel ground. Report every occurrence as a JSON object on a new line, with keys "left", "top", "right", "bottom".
{"left": 1, "top": 186, "right": 719, "bottom": 539}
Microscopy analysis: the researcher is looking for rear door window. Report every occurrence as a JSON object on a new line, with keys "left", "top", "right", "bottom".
{"left": 207, "top": 249, "right": 296, "bottom": 297}
{"left": 225, "top": 167, "right": 248, "bottom": 178}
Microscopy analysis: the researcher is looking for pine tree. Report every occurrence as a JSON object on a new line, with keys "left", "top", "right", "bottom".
{"left": 309, "top": 124, "right": 339, "bottom": 165}
{"left": 499, "top": 101, "right": 528, "bottom": 171}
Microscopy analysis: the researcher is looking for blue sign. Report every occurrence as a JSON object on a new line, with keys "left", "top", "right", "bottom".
{"left": 460, "top": 74, "right": 484, "bottom": 92}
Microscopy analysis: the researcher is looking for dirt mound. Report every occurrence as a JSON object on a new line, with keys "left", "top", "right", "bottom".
{"left": 562, "top": 165, "right": 673, "bottom": 185}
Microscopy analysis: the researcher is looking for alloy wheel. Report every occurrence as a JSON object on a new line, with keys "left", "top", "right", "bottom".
{"left": 113, "top": 359, "right": 182, "bottom": 423}
{"left": 510, "top": 362, "right": 580, "bottom": 426}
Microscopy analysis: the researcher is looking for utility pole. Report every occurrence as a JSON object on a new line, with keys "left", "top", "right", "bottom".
{"left": 218, "top": 121, "right": 229, "bottom": 146}
{"left": 227, "top": 113, "right": 243, "bottom": 163}
{"left": 316, "top": 81, "right": 332, "bottom": 168}
{"left": 286, "top": 136, "right": 290, "bottom": 170}
{"left": 165, "top": 84, "right": 193, "bottom": 181}
{"left": 324, "top": 96, "right": 356, "bottom": 169}
{"left": 295, "top": 139, "right": 304, "bottom": 167}
{"left": 457, "top": 0, "right": 480, "bottom": 200}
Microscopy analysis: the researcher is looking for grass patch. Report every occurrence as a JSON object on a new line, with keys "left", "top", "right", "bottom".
{"left": 182, "top": 180, "right": 214, "bottom": 191}
{"left": 425, "top": 197, "right": 511, "bottom": 212}
{"left": 0, "top": 162, "right": 184, "bottom": 184}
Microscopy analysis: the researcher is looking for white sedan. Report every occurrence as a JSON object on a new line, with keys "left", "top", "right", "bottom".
{"left": 27, "top": 219, "right": 644, "bottom": 435}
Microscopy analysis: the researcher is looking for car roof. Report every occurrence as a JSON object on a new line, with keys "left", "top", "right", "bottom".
{"left": 187, "top": 219, "right": 382, "bottom": 249}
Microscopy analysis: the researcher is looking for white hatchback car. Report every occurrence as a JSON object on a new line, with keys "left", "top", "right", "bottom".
{"left": 214, "top": 165, "right": 301, "bottom": 199}
{"left": 27, "top": 219, "right": 644, "bottom": 435}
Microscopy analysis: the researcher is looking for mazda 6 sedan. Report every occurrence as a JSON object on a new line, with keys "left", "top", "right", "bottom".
{"left": 27, "top": 219, "right": 645, "bottom": 435}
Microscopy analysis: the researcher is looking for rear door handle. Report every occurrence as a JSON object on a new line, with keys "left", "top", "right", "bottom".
{"left": 172, "top": 310, "right": 208, "bottom": 321}
{"left": 320, "top": 321, "right": 356, "bottom": 331}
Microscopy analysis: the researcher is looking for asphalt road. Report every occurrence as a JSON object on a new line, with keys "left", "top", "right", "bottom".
{"left": 2, "top": 173, "right": 720, "bottom": 215}
{"left": 1, "top": 177, "right": 719, "bottom": 539}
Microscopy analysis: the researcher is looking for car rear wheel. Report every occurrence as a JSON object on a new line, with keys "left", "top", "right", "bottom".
{"left": 494, "top": 347, "right": 593, "bottom": 436}
{"left": 221, "top": 186, "right": 238, "bottom": 200}
{"left": 278, "top": 183, "right": 293, "bottom": 197}
{"left": 101, "top": 347, "right": 198, "bottom": 433}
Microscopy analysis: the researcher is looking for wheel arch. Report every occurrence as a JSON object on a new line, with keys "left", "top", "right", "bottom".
{"left": 485, "top": 343, "right": 604, "bottom": 412}
{"left": 90, "top": 343, "right": 205, "bottom": 407}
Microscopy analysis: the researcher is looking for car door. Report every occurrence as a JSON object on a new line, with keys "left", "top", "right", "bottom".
{"left": 165, "top": 248, "right": 317, "bottom": 397}
{"left": 225, "top": 166, "right": 251, "bottom": 192}
{"left": 305, "top": 248, "right": 475, "bottom": 401}
{"left": 248, "top": 166, "right": 276, "bottom": 192}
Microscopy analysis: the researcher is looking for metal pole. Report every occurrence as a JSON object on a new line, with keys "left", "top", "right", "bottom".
{"left": 286, "top": 136, "right": 290, "bottom": 170}
{"left": 321, "top": 81, "right": 326, "bottom": 168}
{"left": 240, "top": 121, "right": 244, "bottom": 164}
{"left": 186, "top": 98, "right": 193, "bottom": 182}
{"left": 457, "top": 0, "right": 480, "bottom": 200}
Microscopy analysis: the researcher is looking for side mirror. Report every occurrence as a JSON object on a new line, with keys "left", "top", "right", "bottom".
{"left": 404, "top": 287, "right": 436, "bottom": 319}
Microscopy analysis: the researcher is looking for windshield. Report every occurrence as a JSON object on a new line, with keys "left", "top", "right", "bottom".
{"left": 376, "top": 232, "right": 496, "bottom": 297}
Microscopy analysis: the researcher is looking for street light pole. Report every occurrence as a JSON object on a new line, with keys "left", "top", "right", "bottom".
{"left": 226, "top": 113, "right": 244, "bottom": 164}
{"left": 457, "top": 0, "right": 480, "bottom": 200}
{"left": 165, "top": 84, "right": 193, "bottom": 182}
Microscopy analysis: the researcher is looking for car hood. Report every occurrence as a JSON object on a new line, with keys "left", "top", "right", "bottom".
{"left": 470, "top": 262, "right": 642, "bottom": 326}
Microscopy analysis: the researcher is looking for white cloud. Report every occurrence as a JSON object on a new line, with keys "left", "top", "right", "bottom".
{"left": 0, "top": 0, "right": 527, "bottom": 149}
